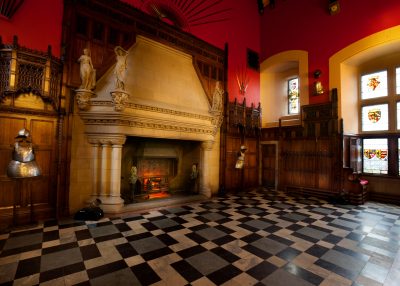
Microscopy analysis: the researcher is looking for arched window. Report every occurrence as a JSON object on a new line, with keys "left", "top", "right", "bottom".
{"left": 288, "top": 77, "right": 299, "bottom": 114}
{"left": 359, "top": 60, "right": 400, "bottom": 175}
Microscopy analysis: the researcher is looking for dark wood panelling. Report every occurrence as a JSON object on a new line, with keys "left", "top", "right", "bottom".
{"left": 221, "top": 98, "right": 261, "bottom": 193}
{"left": 261, "top": 144, "right": 276, "bottom": 188}
{"left": 260, "top": 89, "right": 342, "bottom": 200}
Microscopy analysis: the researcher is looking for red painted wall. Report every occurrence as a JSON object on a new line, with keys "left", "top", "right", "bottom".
{"left": 188, "top": 1, "right": 261, "bottom": 107}
{"left": 0, "top": 0, "right": 63, "bottom": 57}
{"left": 260, "top": 0, "right": 400, "bottom": 104}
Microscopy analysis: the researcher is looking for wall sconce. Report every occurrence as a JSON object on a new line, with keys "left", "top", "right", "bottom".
{"left": 313, "top": 69, "right": 325, "bottom": 95}
{"left": 328, "top": 0, "right": 340, "bottom": 15}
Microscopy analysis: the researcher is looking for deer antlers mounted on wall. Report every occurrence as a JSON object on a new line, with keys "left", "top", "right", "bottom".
{"left": 236, "top": 66, "right": 249, "bottom": 96}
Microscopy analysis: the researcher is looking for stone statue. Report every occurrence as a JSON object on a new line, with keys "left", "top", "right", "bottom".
{"left": 210, "top": 81, "right": 224, "bottom": 113}
{"left": 78, "top": 48, "right": 96, "bottom": 90}
{"left": 235, "top": 145, "right": 247, "bottom": 169}
{"left": 129, "top": 166, "right": 138, "bottom": 184}
{"left": 129, "top": 166, "right": 139, "bottom": 201}
{"left": 114, "top": 46, "right": 128, "bottom": 90}
{"left": 7, "top": 128, "right": 41, "bottom": 178}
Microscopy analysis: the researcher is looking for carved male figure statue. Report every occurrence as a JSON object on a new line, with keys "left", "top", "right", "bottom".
{"left": 78, "top": 48, "right": 96, "bottom": 90}
{"left": 114, "top": 46, "right": 128, "bottom": 90}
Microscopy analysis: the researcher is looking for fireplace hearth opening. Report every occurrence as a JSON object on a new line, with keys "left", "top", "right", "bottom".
{"left": 121, "top": 137, "right": 201, "bottom": 203}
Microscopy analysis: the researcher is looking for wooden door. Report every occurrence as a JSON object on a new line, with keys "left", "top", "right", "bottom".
{"left": 0, "top": 115, "right": 58, "bottom": 227}
{"left": 261, "top": 143, "right": 277, "bottom": 188}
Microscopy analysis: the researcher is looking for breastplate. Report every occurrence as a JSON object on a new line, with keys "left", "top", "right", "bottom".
{"left": 7, "top": 142, "right": 41, "bottom": 178}
{"left": 13, "top": 143, "right": 35, "bottom": 162}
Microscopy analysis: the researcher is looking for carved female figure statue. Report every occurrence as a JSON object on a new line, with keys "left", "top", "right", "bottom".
{"left": 211, "top": 81, "right": 224, "bottom": 113}
{"left": 78, "top": 48, "right": 96, "bottom": 90}
{"left": 114, "top": 46, "right": 128, "bottom": 90}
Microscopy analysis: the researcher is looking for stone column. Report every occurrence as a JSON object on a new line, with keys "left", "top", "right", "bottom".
{"left": 100, "top": 142, "right": 111, "bottom": 198}
{"left": 200, "top": 140, "right": 214, "bottom": 198}
{"left": 109, "top": 143, "right": 125, "bottom": 205}
{"left": 87, "top": 134, "right": 126, "bottom": 213}
{"left": 87, "top": 141, "right": 101, "bottom": 203}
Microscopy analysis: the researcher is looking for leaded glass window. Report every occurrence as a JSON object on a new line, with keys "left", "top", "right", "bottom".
{"left": 361, "top": 104, "right": 388, "bottom": 131}
{"left": 288, "top": 78, "right": 299, "bottom": 114}
{"left": 396, "top": 67, "right": 400, "bottom": 95}
{"left": 363, "top": 138, "right": 388, "bottom": 174}
{"left": 361, "top": 70, "right": 388, "bottom": 99}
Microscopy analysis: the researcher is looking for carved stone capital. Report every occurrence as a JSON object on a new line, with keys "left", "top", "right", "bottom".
{"left": 110, "top": 90, "right": 130, "bottom": 111}
{"left": 201, "top": 140, "right": 214, "bottom": 151}
{"left": 76, "top": 89, "right": 96, "bottom": 110}
{"left": 87, "top": 134, "right": 126, "bottom": 146}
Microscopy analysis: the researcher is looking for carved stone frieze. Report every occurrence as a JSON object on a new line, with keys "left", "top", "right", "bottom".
{"left": 76, "top": 89, "right": 96, "bottom": 110}
{"left": 110, "top": 90, "right": 129, "bottom": 111}
{"left": 87, "top": 133, "right": 126, "bottom": 145}
{"left": 90, "top": 100, "right": 213, "bottom": 121}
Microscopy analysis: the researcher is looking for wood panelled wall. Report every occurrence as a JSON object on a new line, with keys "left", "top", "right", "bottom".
{"left": 220, "top": 91, "right": 343, "bottom": 197}
{"left": 0, "top": 38, "right": 64, "bottom": 229}
{"left": 259, "top": 90, "right": 343, "bottom": 199}
{"left": 220, "top": 98, "right": 261, "bottom": 192}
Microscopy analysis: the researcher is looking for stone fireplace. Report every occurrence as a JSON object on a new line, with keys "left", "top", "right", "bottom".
{"left": 69, "top": 35, "right": 223, "bottom": 214}
{"left": 121, "top": 137, "right": 201, "bottom": 202}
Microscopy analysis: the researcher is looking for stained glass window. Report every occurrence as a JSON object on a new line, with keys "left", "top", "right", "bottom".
{"left": 396, "top": 67, "right": 400, "bottom": 95}
{"left": 363, "top": 138, "right": 388, "bottom": 174}
{"left": 361, "top": 70, "right": 388, "bottom": 99}
{"left": 361, "top": 104, "right": 388, "bottom": 131}
{"left": 288, "top": 78, "right": 299, "bottom": 114}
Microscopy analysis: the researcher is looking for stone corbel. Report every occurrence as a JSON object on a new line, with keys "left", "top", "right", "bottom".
{"left": 210, "top": 112, "right": 223, "bottom": 136}
{"left": 76, "top": 89, "right": 96, "bottom": 110}
{"left": 110, "top": 90, "right": 130, "bottom": 111}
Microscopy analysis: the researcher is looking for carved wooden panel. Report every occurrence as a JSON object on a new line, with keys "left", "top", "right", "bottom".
{"left": 224, "top": 136, "right": 241, "bottom": 190}
{"left": 244, "top": 138, "right": 258, "bottom": 188}
{"left": 261, "top": 144, "right": 276, "bottom": 188}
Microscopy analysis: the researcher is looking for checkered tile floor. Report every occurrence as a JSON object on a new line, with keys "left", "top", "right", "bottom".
{"left": 1, "top": 188, "right": 400, "bottom": 285}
